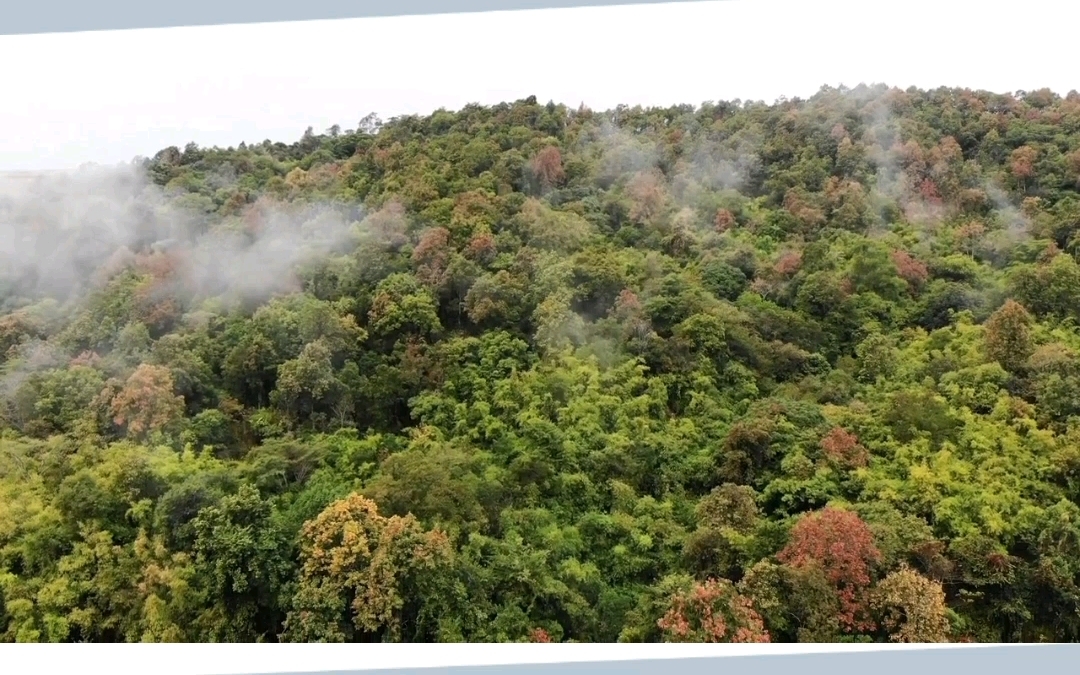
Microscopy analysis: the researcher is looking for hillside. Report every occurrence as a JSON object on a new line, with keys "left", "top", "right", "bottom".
{"left": 3, "top": 84, "right": 1080, "bottom": 642}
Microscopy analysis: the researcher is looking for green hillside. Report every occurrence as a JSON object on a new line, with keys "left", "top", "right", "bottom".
{"left": 3, "top": 84, "right": 1080, "bottom": 642}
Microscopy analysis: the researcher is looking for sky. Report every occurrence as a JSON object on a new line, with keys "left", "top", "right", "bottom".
{"left": 0, "top": 0, "right": 1076, "bottom": 172}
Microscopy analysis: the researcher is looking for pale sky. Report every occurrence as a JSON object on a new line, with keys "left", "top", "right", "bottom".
{"left": 0, "top": 0, "right": 1076, "bottom": 172}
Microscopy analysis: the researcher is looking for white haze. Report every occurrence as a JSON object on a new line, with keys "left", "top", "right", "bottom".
{"left": 1, "top": 0, "right": 1079, "bottom": 172}
{"left": 0, "top": 164, "right": 362, "bottom": 309}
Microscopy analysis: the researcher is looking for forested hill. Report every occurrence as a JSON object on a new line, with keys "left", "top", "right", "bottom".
{"left": 4, "top": 84, "right": 1080, "bottom": 643}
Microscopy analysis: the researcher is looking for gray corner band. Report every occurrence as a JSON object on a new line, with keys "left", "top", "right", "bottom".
{"left": 1, "top": 1, "right": 720, "bottom": 36}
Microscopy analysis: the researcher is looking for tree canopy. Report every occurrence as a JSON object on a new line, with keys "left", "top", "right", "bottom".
{"left": 4, "top": 84, "right": 1080, "bottom": 642}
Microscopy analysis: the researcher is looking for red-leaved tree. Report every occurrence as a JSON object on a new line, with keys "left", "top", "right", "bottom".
{"left": 715, "top": 208, "right": 737, "bottom": 232}
{"left": 412, "top": 227, "right": 453, "bottom": 290}
{"left": 528, "top": 627, "right": 553, "bottom": 643}
{"left": 777, "top": 507, "right": 881, "bottom": 632}
{"left": 890, "top": 249, "right": 929, "bottom": 289}
{"left": 820, "top": 427, "right": 870, "bottom": 469}
{"left": 529, "top": 146, "right": 566, "bottom": 191}
{"left": 657, "top": 578, "right": 770, "bottom": 643}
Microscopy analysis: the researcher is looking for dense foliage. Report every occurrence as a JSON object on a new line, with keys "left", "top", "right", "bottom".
{"left": 4, "top": 84, "right": 1080, "bottom": 642}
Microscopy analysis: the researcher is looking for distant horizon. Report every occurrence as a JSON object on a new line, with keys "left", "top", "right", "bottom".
{"left": 1, "top": 0, "right": 1077, "bottom": 172}
{"left": 3, "top": 82, "right": 1080, "bottom": 176}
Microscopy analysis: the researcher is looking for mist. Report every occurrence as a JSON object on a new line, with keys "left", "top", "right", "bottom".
{"left": 0, "top": 163, "right": 362, "bottom": 315}
{"left": 0, "top": 86, "right": 1041, "bottom": 380}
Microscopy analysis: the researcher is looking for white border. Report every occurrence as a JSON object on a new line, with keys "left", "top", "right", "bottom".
{"left": 2, "top": 643, "right": 1000, "bottom": 675}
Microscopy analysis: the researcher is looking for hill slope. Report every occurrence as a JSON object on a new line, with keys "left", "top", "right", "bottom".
{"left": 3, "top": 84, "right": 1080, "bottom": 642}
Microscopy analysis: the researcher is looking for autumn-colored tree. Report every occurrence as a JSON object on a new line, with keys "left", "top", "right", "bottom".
{"left": 464, "top": 229, "right": 497, "bottom": 265}
{"left": 608, "top": 288, "right": 655, "bottom": 351}
{"left": 984, "top": 299, "right": 1034, "bottom": 373}
{"left": 872, "top": 565, "right": 950, "bottom": 643}
{"left": 109, "top": 364, "right": 184, "bottom": 439}
{"left": 412, "top": 227, "right": 453, "bottom": 291}
{"left": 957, "top": 187, "right": 989, "bottom": 212}
{"left": 133, "top": 287, "right": 181, "bottom": 337}
{"left": 69, "top": 350, "right": 101, "bottom": 368}
{"left": 449, "top": 189, "right": 499, "bottom": 239}
{"left": 777, "top": 507, "right": 881, "bottom": 632}
{"left": 714, "top": 208, "right": 737, "bottom": 232}
{"left": 1021, "top": 196, "right": 1043, "bottom": 219}
{"left": 528, "top": 627, "right": 553, "bottom": 643}
{"left": 918, "top": 178, "right": 943, "bottom": 205}
{"left": 783, "top": 189, "right": 826, "bottom": 231}
{"left": 611, "top": 288, "right": 643, "bottom": 322}
{"left": 281, "top": 493, "right": 456, "bottom": 642}
{"left": 822, "top": 178, "right": 869, "bottom": 224}
{"left": 528, "top": 146, "right": 565, "bottom": 191}
{"left": 773, "top": 250, "right": 803, "bottom": 277}
{"left": 819, "top": 427, "right": 869, "bottom": 469}
{"left": 890, "top": 249, "right": 929, "bottom": 289}
{"left": 626, "top": 170, "right": 668, "bottom": 223}
{"left": 1010, "top": 145, "right": 1038, "bottom": 190}
{"left": 894, "top": 139, "right": 925, "bottom": 171}
{"left": 657, "top": 578, "right": 770, "bottom": 643}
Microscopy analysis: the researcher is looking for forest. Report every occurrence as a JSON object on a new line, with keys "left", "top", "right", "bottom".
{"left": 3, "top": 83, "right": 1080, "bottom": 643}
